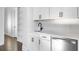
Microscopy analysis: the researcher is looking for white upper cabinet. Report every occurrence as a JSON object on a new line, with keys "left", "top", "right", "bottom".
{"left": 32, "top": 7, "right": 78, "bottom": 20}
{"left": 50, "top": 7, "right": 77, "bottom": 19}
{"left": 32, "top": 7, "right": 50, "bottom": 20}
{"left": 63, "top": 7, "right": 77, "bottom": 18}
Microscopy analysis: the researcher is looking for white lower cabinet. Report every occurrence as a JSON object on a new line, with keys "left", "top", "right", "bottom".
{"left": 39, "top": 33, "right": 51, "bottom": 51}
{"left": 39, "top": 39, "right": 51, "bottom": 51}
{"left": 30, "top": 33, "right": 51, "bottom": 51}
{"left": 30, "top": 34, "right": 40, "bottom": 51}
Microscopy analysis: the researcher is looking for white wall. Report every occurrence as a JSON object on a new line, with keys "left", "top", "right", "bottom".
{"left": 0, "top": 8, "right": 4, "bottom": 45}
{"left": 18, "top": 7, "right": 34, "bottom": 51}
{"left": 34, "top": 21, "right": 79, "bottom": 38}
{"left": 4, "top": 8, "right": 18, "bottom": 37}
{"left": 5, "top": 8, "right": 12, "bottom": 36}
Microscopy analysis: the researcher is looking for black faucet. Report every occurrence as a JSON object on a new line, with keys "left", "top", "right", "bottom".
{"left": 38, "top": 22, "right": 43, "bottom": 32}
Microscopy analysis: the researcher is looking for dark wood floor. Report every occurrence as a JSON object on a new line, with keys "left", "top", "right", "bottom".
{"left": 0, "top": 35, "right": 22, "bottom": 51}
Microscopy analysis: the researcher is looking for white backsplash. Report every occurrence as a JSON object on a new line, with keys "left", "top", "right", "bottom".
{"left": 34, "top": 20, "right": 79, "bottom": 38}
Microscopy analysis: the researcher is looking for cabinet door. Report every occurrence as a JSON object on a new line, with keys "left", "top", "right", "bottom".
{"left": 32, "top": 7, "right": 50, "bottom": 20}
{"left": 63, "top": 7, "right": 77, "bottom": 18}
{"left": 50, "top": 7, "right": 63, "bottom": 19}
{"left": 50, "top": 7, "right": 77, "bottom": 19}
{"left": 40, "top": 39, "right": 50, "bottom": 51}
{"left": 30, "top": 36, "right": 40, "bottom": 51}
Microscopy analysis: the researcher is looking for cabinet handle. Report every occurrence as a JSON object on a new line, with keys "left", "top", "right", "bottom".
{"left": 39, "top": 40, "right": 40, "bottom": 45}
{"left": 59, "top": 12, "right": 63, "bottom": 17}
{"left": 41, "top": 36, "right": 47, "bottom": 38}
{"left": 32, "top": 38, "right": 34, "bottom": 42}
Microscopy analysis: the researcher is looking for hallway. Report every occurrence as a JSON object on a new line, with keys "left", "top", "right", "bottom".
{"left": 0, "top": 35, "right": 22, "bottom": 51}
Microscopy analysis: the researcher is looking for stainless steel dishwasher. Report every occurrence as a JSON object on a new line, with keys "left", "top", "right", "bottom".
{"left": 52, "top": 37, "right": 78, "bottom": 51}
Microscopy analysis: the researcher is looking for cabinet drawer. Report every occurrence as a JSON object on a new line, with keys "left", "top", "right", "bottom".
{"left": 39, "top": 33, "right": 51, "bottom": 40}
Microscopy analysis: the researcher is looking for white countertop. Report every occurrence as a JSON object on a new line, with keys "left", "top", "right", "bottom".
{"left": 35, "top": 31, "right": 79, "bottom": 40}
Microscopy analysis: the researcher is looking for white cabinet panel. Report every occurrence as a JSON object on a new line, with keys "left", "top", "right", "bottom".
{"left": 32, "top": 7, "right": 40, "bottom": 20}
{"left": 50, "top": 7, "right": 77, "bottom": 19}
{"left": 39, "top": 33, "right": 51, "bottom": 51}
{"left": 30, "top": 35, "right": 40, "bottom": 51}
{"left": 33, "top": 7, "right": 77, "bottom": 20}
{"left": 50, "top": 7, "right": 63, "bottom": 19}
{"left": 63, "top": 7, "right": 77, "bottom": 18}
{"left": 32, "top": 7, "right": 50, "bottom": 20}
{"left": 30, "top": 32, "right": 51, "bottom": 51}
{"left": 40, "top": 39, "right": 50, "bottom": 51}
